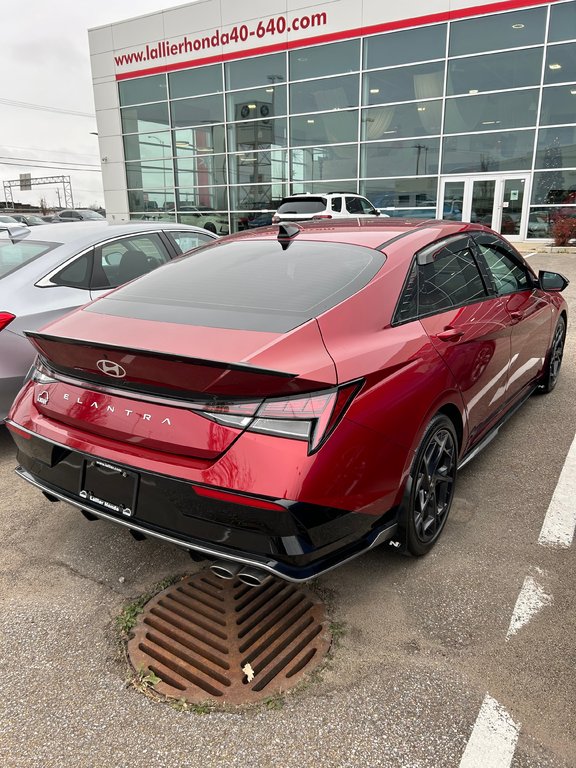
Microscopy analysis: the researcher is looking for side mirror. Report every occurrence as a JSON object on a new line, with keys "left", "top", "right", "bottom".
{"left": 374, "top": 210, "right": 381, "bottom": 216}
{"left": 539, "top": 270, "right": 570, "bottom": 292}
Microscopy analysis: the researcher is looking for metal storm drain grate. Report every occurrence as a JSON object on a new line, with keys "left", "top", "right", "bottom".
{"left": 127, "top": 569, "right": 332, "bottom": 705}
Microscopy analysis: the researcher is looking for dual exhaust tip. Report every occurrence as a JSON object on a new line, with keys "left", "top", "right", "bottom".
{"left": 210, "top": 560, "right": 270, "bottom": 587}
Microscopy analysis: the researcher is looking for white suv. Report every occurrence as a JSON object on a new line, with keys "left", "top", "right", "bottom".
{"left": 272, "top": 193, "right": 381, "bottom": 223}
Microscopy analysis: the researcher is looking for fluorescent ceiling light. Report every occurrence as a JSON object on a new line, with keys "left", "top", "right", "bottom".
{"left": 468, "top": 89, "right": 479, "bottom": 94}
{"left": 512, "top": 23, "right": 525, "bottom": 29}
{"left": 307, "top": 119, "right": 315, "bottom": 124}
{"left": 548, "top": 63, "right": 562, "bottom": 70}
{"left": 369, "top": 88, "right": 380, "bottom": 94}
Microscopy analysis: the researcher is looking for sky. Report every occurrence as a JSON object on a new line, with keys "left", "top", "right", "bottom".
{"left": 0, "top": 0, "right": 186, "bottom": 211}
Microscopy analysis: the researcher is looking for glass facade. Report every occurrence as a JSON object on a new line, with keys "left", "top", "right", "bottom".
{"left": 120, "top": 0, "right": 576, "bottom": 237}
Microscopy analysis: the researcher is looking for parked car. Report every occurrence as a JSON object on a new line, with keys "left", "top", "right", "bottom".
{"left": 52, "top": 209, "right": 106, "bottom": 222}
{"left": 9, "top": 214, "right": 45, "bottom": 227}
{"left": 0, "top": 221, "right": 217, "bottom": 422}
{"left": 0, "top": 214, "right": 19, "bottom": 224}
{"left": 272, "top": 192, "right": 381, "bottom": 223}
{"left": 6, "top": 219, "right": 568, "bottom": 584}
{"left": 178, "top": 206, "right": 229, "bottom": 235}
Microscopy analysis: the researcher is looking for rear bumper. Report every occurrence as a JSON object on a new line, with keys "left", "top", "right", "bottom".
{"left": 10, "top": 426, "right": 398, "bottom": 582}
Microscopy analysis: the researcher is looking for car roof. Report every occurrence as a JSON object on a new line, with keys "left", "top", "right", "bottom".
{"left": 6, "top": 221, "right": 211, "bottom": 248}
{"left": 222, "top": 218, "right": 487, "bottom": 250}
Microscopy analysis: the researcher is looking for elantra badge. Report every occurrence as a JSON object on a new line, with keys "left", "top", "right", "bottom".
{"left": 37, "top": 391, "right": 49, "bottom": 405}
{"left": 97, "top": 360, "right": 127, "bottom": 378}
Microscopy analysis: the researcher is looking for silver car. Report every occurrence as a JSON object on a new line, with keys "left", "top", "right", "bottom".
{"left": 0, "top": 221, "right": 218, "bottom": 422}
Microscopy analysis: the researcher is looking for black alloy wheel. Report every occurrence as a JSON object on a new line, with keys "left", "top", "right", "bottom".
{"left": 539, "top": 316, "right": 566, "bottom": 394}
{"left": 404, "top": 414, "right": 458, "bottom": 556}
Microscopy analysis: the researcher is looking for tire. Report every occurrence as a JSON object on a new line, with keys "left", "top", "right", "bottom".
{"left": 403, "top": 414, "right": 458, "bottom": 556}
{"left": 538, "top": 316, "right": 566, "bottom": 394}
{"left": 203, "top": 222, "right": 217, "bottom": 233}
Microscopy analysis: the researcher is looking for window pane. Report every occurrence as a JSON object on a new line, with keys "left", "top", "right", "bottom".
{"left": 290, "top": 75, "right": 359, "bottom": 113}
{"left": 177, "top": 209, "right": 229, "bottom": 234}
{"left": 527, "top": 207, "right": 574, "bottom": 238}
{"left": 291, "top": 111, "right": 358, "bottom": 146}
{"left": 98, "top": 234, "right": 170, "bottom": 289}
{"left": 121, "top": 102, "right": 169, "bottom": 134}
{"left": 536, "top": 127, "right": 576, "bottom": 169}
{"left": 291, "top": 145, "right": 358, "bottom": 182}
{"left": 53, "top": 252, "right": 91, "bottom": 288}
{"left": 228, "top": 118, "right": 287, "bottom": 151}
{"left": 364, "top": 62, "right": 444, "bottom": 105}
{"left": 442, "top": 130, "right": 535, "bottom": 173}
{"left": 225, "top": 53, "right": 286, "bottom": 90}
{"left": 474, "top": 235, "right": 530, "bottom": 295}
{"left": 175, "top": 154, "right": 227, "bottom": 187}
{"left": 118, "top": 74, "right": 167, "bottom": 106}
{"left": 229, "top": 150, "right": 288, "bottom": 185}
{"left": 444, "top": 90, "right": 538, "bottom": 133}
{"left": 130, "top": 212, "right": 175, "bottom": 223}
{"left": 291, "top": 180, "right": 357, "bottom": 195}
{"left": 229, "top": 184, "right": 288, "bottom": 209}
{"left": 168, "top": 231, "right": 216, "bottom": 253}
{"left": 289, "top": 39, "right": 360, "bottom": 80}
{"left": 124, "top": 132, "right": 172, "bottom": 161}
{"left": 362, "top": 101, "right": 442, "bottom": 140}
{"left": 174, "top": 125, "right": 225, "bottom": 155}
{"left": 447, "top": 48, "right": 542, "bottom": 95}
{"left": 449, "top": 7, "right": 546, "bottom": 56}
{"left": 128, "top": 190, "right": 175, "bottom": 213}
{"left": 549, "top": 0, "right": 576, "bottom": 43}
{"left": 169, "top": 64, "right": 223, "bottom": 99}
{"left": 126, "top": 160, "right": 174, "bottom": 190}
{"left": 545, "top": 43, "right": 576, "bottom": 84}
{"left": 177, "top": 186, "right": 229, "bottom": 210}
{"left": 418, "top": 242, "right": 487, "bottom": 314}
{"left": 361, "top": 139, "right": 440, "bottom": 177}
{"left": 540, "top": 85, "right": 576, "bottom": 125}
{"left": 360, "top": 177, "right": 438, "bottom": 208}
{"left": 532, "top": 170, "right": 576, "bottom": 204}
{"left": 227, "top": 85, "right": 286, "bottom": 121}
{"left": 364, "top": 25, "right": 447, "bottom": 69}
{"left": 171, "top": 94, "right": 224, "bottom": 128}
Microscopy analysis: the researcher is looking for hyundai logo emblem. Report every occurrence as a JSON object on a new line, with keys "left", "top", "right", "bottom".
{"left": 97, "top": 359, "right": 127, "bottom": 378}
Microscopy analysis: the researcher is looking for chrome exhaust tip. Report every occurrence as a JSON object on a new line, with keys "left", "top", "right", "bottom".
{"left": 237, "top": 566, "right": 270, "bottom": 587}
{"left": 210, "top": 560, "right": 243, "bottom": 580}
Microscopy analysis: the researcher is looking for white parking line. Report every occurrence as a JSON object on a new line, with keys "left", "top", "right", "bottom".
{"left": 459, "top": 695, "right": 521, "bottom": 768}
{"left": 539, "top": 432, "right": 576, "bottom": 547}
{"left": 506, "top": 575, "right": 553, "bottom": 640}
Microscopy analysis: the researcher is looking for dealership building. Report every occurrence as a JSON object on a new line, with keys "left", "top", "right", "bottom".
{"left": 89, "top": 0, "right": 576, "bottom": 240}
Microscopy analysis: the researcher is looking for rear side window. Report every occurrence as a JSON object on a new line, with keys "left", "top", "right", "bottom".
{"left": 395, "top": 238, "right": 488, "bottom": 322}
{"left": 88, "top": 239, "right": 386, "bottom": 332}
{"left": 0, "top": 240, "right": 56, "bottom": 278}
{"left": 276, "top": 197, "right": 327, "bottom": 214}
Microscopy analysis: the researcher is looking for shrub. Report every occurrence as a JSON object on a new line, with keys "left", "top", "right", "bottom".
{"left": 552, "top": 216, "right": 576, "bottom": 247}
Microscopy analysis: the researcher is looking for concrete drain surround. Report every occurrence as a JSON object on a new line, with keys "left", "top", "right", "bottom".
{"left": 127, "top": 569, "right": 332, "bottom": 705}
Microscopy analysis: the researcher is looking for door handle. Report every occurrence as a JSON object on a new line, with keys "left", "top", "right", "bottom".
{"left": 436, "top": 327, "right": 464, "bottom": 342}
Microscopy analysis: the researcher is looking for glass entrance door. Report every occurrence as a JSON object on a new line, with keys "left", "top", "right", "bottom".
{"left": 440, "top": 176, "right": 528, "bottom": 239}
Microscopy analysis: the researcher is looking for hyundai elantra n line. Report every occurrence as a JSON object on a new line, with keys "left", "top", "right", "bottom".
{"left": 6, "top": 219, "right": 568, "bottom": 583}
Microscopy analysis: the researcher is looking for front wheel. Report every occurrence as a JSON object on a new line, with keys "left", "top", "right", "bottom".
{"left": 538, "top": 316, "right": 566, "bottom": 394}
{"left": 403, "top": 414, "right": 458, "bottom": 556}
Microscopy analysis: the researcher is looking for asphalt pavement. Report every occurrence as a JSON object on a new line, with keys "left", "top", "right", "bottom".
{"left": 0, "top": 250, "right": 574, "bottom": 768}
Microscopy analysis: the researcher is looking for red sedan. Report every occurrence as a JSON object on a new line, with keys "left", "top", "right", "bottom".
{"left": 6, "top": 219, "right": 568, "bottom": 584}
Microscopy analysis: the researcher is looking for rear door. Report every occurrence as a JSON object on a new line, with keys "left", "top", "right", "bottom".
{"left": 410, "top": 235, "right": 514, "bottom": 443}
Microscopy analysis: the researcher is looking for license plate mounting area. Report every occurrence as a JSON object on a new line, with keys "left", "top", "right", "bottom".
{"left": 80, "top": 460, "right": 138, "bottom": 518}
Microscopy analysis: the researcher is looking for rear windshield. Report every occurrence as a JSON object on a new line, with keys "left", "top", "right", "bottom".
{"left": 88, "top": 238, "right": 386, "bottom": 332}
{"left": 0, "top": 239, "right": 56, "bottom": 278}
{"left": 276, "top": 198, "right": 327, "bottom": 214}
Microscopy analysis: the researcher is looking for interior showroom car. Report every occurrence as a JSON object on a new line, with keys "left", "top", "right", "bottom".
{"left": 0, "top": 221, "right": 217, "bottom": 422}
{"left": 6, "top": 219, "right": 568, "bottom": 584}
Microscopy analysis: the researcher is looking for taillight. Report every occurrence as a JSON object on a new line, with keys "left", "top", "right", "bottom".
{"left": 0, "top": 312, "right": 15, "bottom": 332}
{"left": 197, "top": 382, "right": 361, "bottom": 452}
